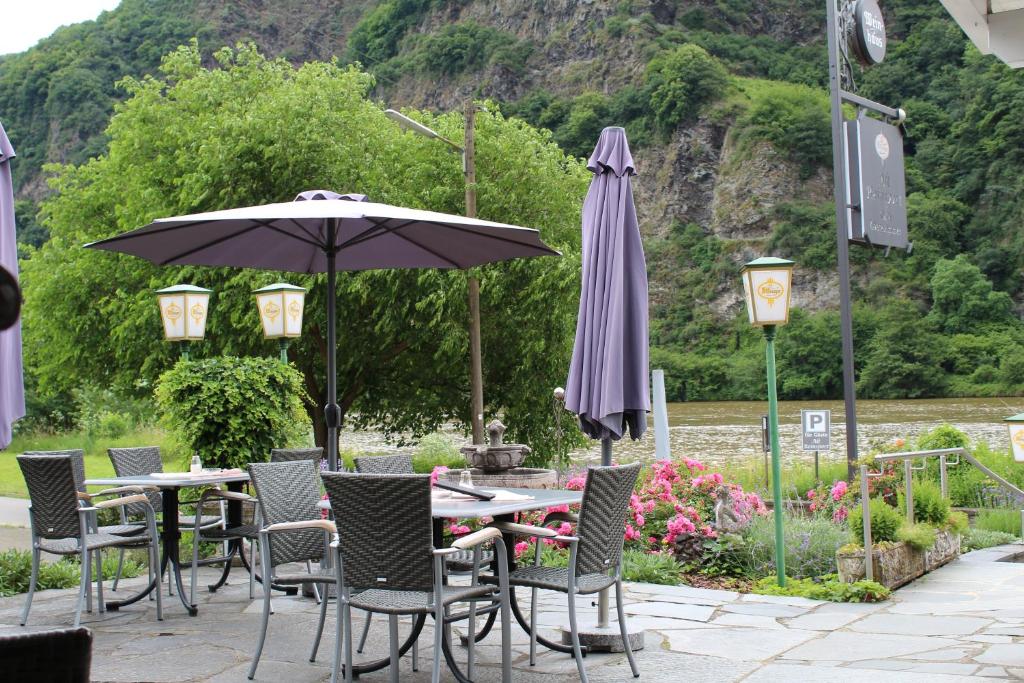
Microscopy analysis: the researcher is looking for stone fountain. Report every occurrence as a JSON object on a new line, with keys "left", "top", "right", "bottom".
{"left": 442, "top": 419, "right": 557, "bottom": 489}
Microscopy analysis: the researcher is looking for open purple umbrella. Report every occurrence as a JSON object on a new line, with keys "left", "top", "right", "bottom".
{"left": 87, "top": 190, "right": 559, "bottom": 470}
{"left": 0, "top": 122, "right": 25, "bottom": 449}
{"left": 565, "top": 127, "right": 650, "bottom": 460}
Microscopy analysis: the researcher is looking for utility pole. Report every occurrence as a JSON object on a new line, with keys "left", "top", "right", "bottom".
{"left": 465, "top": 100, "right": 484, "bottom": 445}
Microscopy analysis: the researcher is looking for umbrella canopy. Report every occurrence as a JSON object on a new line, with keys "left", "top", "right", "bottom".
{"left": 564, "top": 127, "right": 650, "bottom": 450}
{"left": 0, "top": 122, "right": 25, "bottom": 448}
{"left": 87, "top": 191, "right": 559, "bottom": 469}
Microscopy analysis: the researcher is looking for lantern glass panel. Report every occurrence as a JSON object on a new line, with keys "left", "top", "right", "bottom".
{"left": 1008, "top": 423, "right": 1024, "bottom": 463}
{"left": 256, "top": 292, "right": 286, "bottom": 338}
{"left": 283, "top": 291, "right": 304, "bottom": 337}
{"left": 745, "top": 268, "right": 792, "bottom": 325}
{"left": 158, "top": 294, "right": 187, "bottom": 340}
{"left": 184, "top": 292, "right": 209, "bottom": 340}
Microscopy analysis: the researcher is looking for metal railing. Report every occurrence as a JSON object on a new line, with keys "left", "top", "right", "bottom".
{"left": 857, "top": 447, "right": 1024, "bottom": 581}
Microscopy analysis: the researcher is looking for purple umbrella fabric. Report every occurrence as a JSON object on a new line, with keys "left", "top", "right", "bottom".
{"left": 565, "top": 127, "right": 650, "bottom": 442}
{"left": 0, "top": 122, "right": 25, "bottom": 448}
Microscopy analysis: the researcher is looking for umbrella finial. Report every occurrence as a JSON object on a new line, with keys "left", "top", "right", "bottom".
{"left": 587, "top": 127, "right": 635, "bottom": 178}
{"left": 294, "top": 190, "right": 369, "bottom": 202}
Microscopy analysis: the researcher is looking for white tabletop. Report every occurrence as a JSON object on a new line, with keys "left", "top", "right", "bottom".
{"left": 85, "top": 472, "right": 251, "bottom": 489}
{"left": 317, "top": 487, "right": 582, "bottom": 519}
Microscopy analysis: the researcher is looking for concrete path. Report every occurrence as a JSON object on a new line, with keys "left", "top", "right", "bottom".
{"left": 0, "top": 495, "right": 32, "bottom": 551}
{"left": 1, "top": 544, "right": 1023, "bottom": 681}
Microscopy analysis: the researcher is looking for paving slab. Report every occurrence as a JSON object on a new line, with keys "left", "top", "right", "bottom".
{"left": 622, "top": 601, "right": 715, "bottom": 622}
{"left": 784, "top": 611, "right": 863, "bottom": 631}
{"left": 847, "top": 613, "right": 991, "bottom": 636}
{"left": 744, "top": 663, "right": 980, "bottom": 682}
{"left": 661, "top": 627, "right": 816, "bottom": 661}
{"left": 781, "top": 631, "right": 961, "bottom": 662}
{"left": 720, "top": 602, "right": 807, "bottom": 618}
{"left": 709, "top": 613, "right": 783, "bottom": 629}
{"left": 974, "top": 643, "right": 1024, "bottom": 667}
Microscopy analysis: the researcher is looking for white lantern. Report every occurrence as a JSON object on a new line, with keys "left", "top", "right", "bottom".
{"left": 254, "top": 283, "right": 305, "bottom": 339}
{"left": 156, "top": 284, "right": 212, "bottom": 341}
{"left": 1006, "top": 413, "right": 1024, "bottom": 463}
{"left": 740, "top": 257, "right": 795, "bottom": 326}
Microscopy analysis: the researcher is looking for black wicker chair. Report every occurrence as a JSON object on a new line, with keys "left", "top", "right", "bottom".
{"left": 322, "top": 471, "right": 512, "bottom": 683}
{"left": 17, "top": 455, "right": 162, "bottom": 628}
{"left": 0, "top": 626, "right": 92, "bottom": 682}
{"left": 488, "top": 463, "right": 642, "bottom": 683}
{"left": 246, "top": 459, "right": 338, "bottom": 680}
{"left": 270, "top": 447, "right": 324, "bottom": 463}
{"left": 107, "top": 446, "right": 224, "bottom": 593}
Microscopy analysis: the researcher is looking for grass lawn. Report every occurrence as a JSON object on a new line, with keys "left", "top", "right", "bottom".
{"left": 0, "top": 427, "right": 183, "bottom": 498}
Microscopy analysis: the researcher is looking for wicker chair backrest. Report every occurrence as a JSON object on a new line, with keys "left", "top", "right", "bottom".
{"left": 0, "top": 626, "right": 92, "bottom": 682}
{"left": 248, "top": 460, "right": 324, "bottom": 566}
{"left": 270, "top": 447, "right": 324, "bottom": 464}
{"left": 107, "top": 446, "right": 163, "bottom": 515}
{"left": 573, "top": 463, "right": 641, "bottom": 577}
{"left": 18, "top": 455, "right": 82, "bottom": 540}
{"left": 322, "top": 472, "right": 434, "bottom": 592}
{"left": 23, "top": 449, "right": 86, "bottom": 493}
{"left": 353, "top": 453, "right": 413, "bottom": 474}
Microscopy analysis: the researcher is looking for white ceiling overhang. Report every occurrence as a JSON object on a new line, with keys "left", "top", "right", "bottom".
{"left": 939, "top": 0, "right": 1024, "bottom": 67}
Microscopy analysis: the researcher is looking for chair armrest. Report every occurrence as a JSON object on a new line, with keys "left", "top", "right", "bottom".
{"left": 80, "top": 494, "right": 150, "bottom": 511}
{"left": 263, "top": 519, "right": 337, "bottom": 534}
{"left": 77, "top": 492, "right": 93, "bottom": 501}
{"left": 554, "top": 535, "right": 579, "bottom": 545}
{"left": 542, "top": 511, "right": 578, "bottom": 526}
{"left": 94, "top": 485, "right": 159, "bottom": 498}
{"left": 489, "top": 521, "right": 557, "bottom": 538}
{"left": 452, "top": 527, "right": 502, "bottom": 550}
{"left": 201, "top": 489, "right": 255, "bottom": 503}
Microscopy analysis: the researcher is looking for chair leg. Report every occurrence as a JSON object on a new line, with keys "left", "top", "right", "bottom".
{"left": 75, "top": 549, "right": 90, "bottom": 628}
{"left": 310, "top": 582, "right": 330, "bottom": 662}
{"left": 388, "top": 614, "right": 400, "bottom": 683}
{"left": 411, "top": 623, "right": 419, "bottom": 671}
{"left": 567, "top": 590, "right": 589, "bottom": 683}
{"left": 431, "top": 603, "right": 443, "bottom": 683}
{"left": 339, "top": 600, "right": 352, "bottom": 683}
{"left": 529, "top": 587, "right": 538, "bottom": 666}
{"left": 247, "top": 542, "right": 273, "bottom": 680}
{"left": 94, "top": 548, "right": 105, "bottom": 613}
{"left": 112, "top": 548, "right": 125, "bottom": 591}
{"left": 467, "top": 598, "right": 477, "bottom": 680}
{"left": 190, "top": 527, "right": 201, "bottom": 607}
{"left": 152, "top": 537, "right": 163, "bottom": 621}
{"left": 248, "top": 539, "right": 256, "bottom": 600}
{"left": 307, "top": 560, "right": 321, "bottom": 604}
{"left": 84, "top": 548, "right": 92, "bottom": 614}
{"left": 616, "top": 578, "right": 640, "bottom": 678}
{"left": 357, "top": 612, "right": 372, "bottom": 653}
{"left": 20, "top": 546, "right": 40, "bottom": 626}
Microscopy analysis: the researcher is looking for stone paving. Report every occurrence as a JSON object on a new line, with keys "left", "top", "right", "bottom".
{"left": 2, "top": 543, "right": 1024, "bottom": 681}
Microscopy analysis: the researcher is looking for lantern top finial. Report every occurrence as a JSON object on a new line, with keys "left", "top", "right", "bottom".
{"left": 156, "top": 284, "right": 212, "bottom": 294}
{"left": 742, "top": 257, "right": 794, "bottom": 271}
{"left": 253, "top": 282, "right": 306, "bottom": 294}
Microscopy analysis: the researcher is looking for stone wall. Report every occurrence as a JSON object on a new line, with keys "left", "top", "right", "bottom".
{"left": 836, "top": 529, "right": 961, "bottom": 590}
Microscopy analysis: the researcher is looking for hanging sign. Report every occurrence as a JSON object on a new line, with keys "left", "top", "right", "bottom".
{"left": 845, "top": 115, "right": 908, "bottom": 249}
{"left": 851, "top": 0, "right": 887, "bottom": 65}
{"left": 801, "top": 410, "right": 831, "bottom": 451}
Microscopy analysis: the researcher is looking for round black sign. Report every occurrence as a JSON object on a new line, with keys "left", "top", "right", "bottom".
{"left": 852, "top": 0, "right": 887, "bottom": 65}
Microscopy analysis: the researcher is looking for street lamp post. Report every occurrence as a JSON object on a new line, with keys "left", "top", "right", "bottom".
{"left": 385, "top": 104, "right": 485, "bottom": 444}
{"left": 741, "top": 257, "right": 795, "bottom": 587}
{"left": 156, "top": 284, "right": 212, "bottom": 360}
{"left": 253, "top": 283, "right": 306, "bottom": 363}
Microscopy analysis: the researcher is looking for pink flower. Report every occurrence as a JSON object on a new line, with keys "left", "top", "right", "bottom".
{"left": 547, "top": 504, "right": 569, "bottom": 515}
{"left": 556, "top": 522, "right": 573, "bottom": 536}
{"left": 700, "top": 525, "right": 717, "bottom": 538}
{"left": 683, "top": 457, "right": 707, "bottom": 472}
{"left": 831, "top": 480, "right": 848, "bottom": 502}
{"left": 634, "top": 514, "right": 645, "bottom": 527}
{"left": 624, "top": 524, "right": 641, "bottom": 541}
{"left": 430, "top": 465, "right": 449, "bottom": 486}
{"left": 449, "top": 524, "right": 471, "bottom": 536}
{"left": 809, "top": 502, "right": 817, "bottom": 512}
{"left": 807, "top": 490, "right": 817, "bottom": 500}
{"left": 566, "top": 475, "right": 587, "bottom": 491}
{"left": 514, "top": 541, "right": 530, "bottom": 559}
{"left": 833, "top": 505, "right": 849, "bottom": 523}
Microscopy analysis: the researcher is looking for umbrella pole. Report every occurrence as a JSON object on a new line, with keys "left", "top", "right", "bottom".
{"left": 598, "top": 437, "right": 612, "bottom": 627}
{"left": 325, "top": 218, "right": 340, "bottom": 472}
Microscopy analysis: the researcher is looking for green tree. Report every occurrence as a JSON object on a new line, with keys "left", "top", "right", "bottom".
{"left": 858, "top": 303, "right": 948, "bottom": 399}
{"left": 927, "top": 255, "right": 1014, "bottom": 334}
{"left": 645, "top": 44, "right": 729, "bottom": 134}
{"left": 21, "top": 43, "right": 590, "bottom": 464}
{"left": 775, "top": 309, "right": 842, "bottom": 400}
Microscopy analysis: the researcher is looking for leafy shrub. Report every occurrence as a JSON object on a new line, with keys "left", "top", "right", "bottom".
{"left": 947, "top": 510, "right": 969, "bottom": 535}
{"left": 0, "top": 549, "right": 142, "bottom": 597}
{"left": 753, "top": 574, "right": 890, "bottom": 602}
{"left": 896, "top": 522, "right": 937, "bottom": 551}
{"left": 963, "top": 528, "right": 1018, "bottom": 551}
{"left": 415, "top": 22, "right": 526, "bottom": 77}
{"left": 976, "top": 508, "right": 1022, "bottom": 536}
{"left": 645, "top": 44, "right": 729, "bottom": 133}
{"left": 621, "top": 550, "right": 683, "bottom": 585}
{"left": 849, "top": 498, "right": 903, "bottom": 545}
{"left": 917, "top": 424, "right": 970, "bottom": 451}
{"left": 155, "top": 356, "right": 309, "bottom": 470}
{"left": 904, "top": 480, "right": 950, "bottom": 526}
{"left": 734, "top": 81, "right": 831, "bottom": 177}
{"left": 742, "top": 513, "right": 847, "bottom": 579}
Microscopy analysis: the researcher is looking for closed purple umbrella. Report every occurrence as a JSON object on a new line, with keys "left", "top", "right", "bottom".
{"left": 0, "top": 122, "right": 25, "bottom": 448}
{"left": 86, "top": 190, "right": 559, "bottom": 470}
{"left": 565, "top": 126, "right": 650, "bottom": 457}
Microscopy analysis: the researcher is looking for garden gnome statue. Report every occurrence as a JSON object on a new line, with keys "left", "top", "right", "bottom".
{"left": 713, "top": 486, "right": 744, "bottom": 533}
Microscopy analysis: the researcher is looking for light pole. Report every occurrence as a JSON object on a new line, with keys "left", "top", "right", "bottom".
{"left": 253, "top": 282, "right": 306, "bottom": 363}
{"left": 385, "top": 103, "right": 485, "bottom": 444}
{"left": 156, "top": 284, "right": 212, "bottom": 360}
{"left": 741, "top": 257, "right": 795, "bottom": 587}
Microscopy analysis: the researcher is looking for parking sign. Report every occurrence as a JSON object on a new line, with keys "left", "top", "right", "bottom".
{"left": 801, "top": 410, "right": 831, "bottom": 451}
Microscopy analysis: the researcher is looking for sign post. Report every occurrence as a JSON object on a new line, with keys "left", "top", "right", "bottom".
{"left": 801, "top": 409, "right": 832, "bottom": 481}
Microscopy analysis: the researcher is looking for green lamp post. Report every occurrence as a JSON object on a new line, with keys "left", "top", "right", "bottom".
{"left": 156, "top": 284, "right": 212, "bottom": 360}
{"left": 741, "top": 256, "right": 795, "bottom": 587}
{"left": 253, "top": 283, "right": 306, "bottom": 363}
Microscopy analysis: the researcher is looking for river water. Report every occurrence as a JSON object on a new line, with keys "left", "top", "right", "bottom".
{"left": 341, "top": 397, "right": 1024, "bottom": 468}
